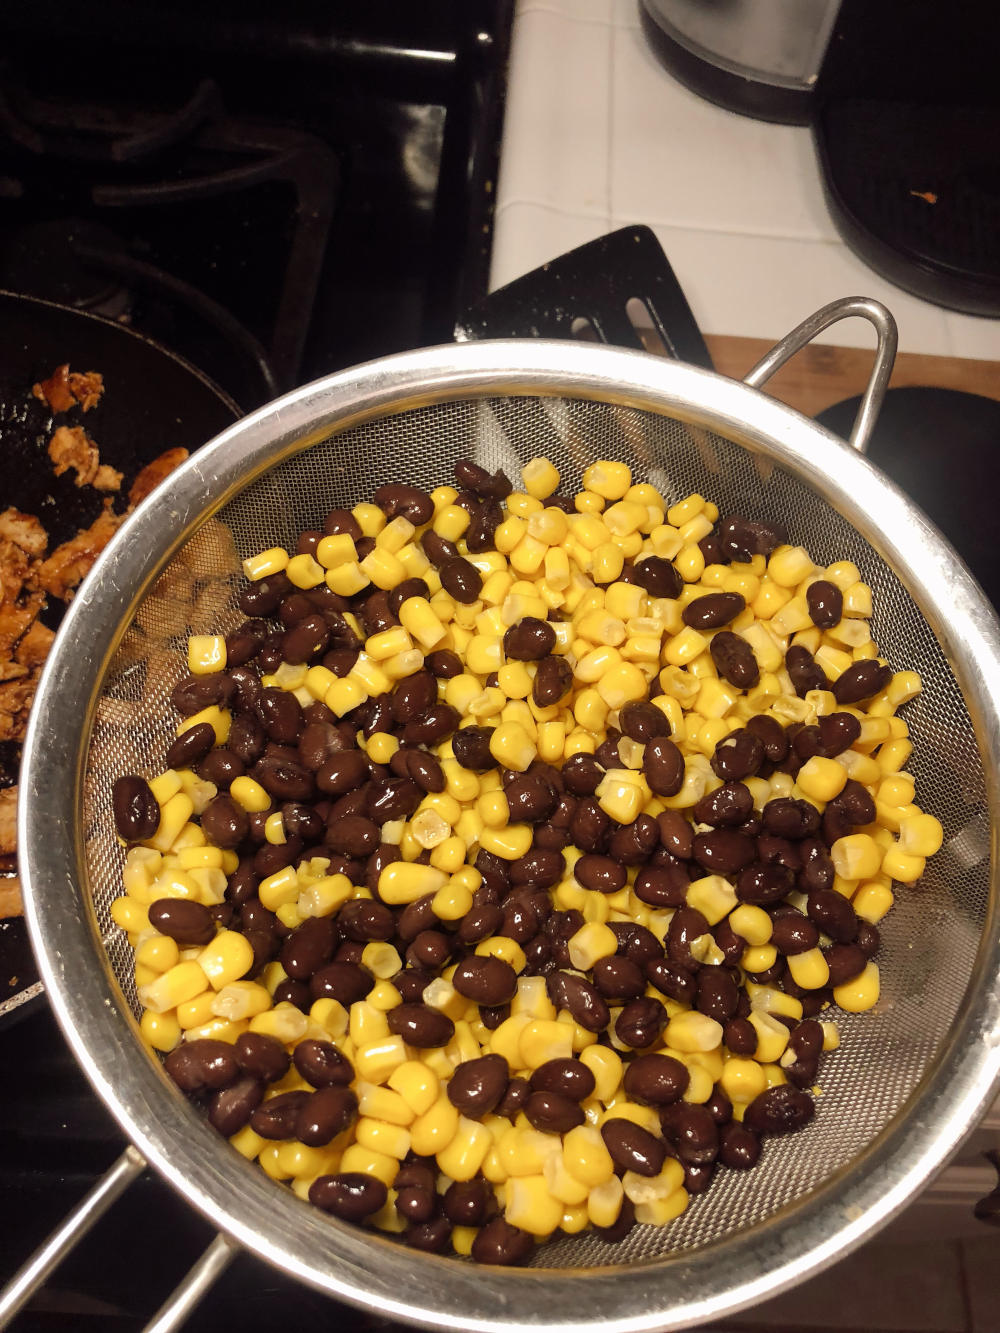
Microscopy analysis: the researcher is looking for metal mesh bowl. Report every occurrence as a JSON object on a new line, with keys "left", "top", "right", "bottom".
{"left": 19, "top": 337, "right": 1000, "bottom": 1330}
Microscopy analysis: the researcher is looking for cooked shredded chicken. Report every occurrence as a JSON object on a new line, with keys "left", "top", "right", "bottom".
{"left": 32, "top": 364, "right": 104, "bottom": 414}
{"left": 129, "top": 447, "right": 189, "bottom": 507}
{"left": 36, "top": 501, "right": 123, "bottom": 601}
{"left": 48, "top": 425, "right": 102, "bottom": 488}
{"left": 3, "top": 363, "right": 185, "bottom": 918}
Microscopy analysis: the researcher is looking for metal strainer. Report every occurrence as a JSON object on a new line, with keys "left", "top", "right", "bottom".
{"left": 10, "top": 305, "right": 1000, "bottom": 1331}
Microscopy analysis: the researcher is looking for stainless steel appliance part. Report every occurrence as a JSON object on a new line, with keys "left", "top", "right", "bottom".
{"left": 10, "top": 300, "right": 1000, "bottom": 1331}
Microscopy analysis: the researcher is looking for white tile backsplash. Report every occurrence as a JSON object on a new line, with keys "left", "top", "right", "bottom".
{"left": 494, "top": 9, "right": 612, "bottom": 219}
{"left": 493, "top": 0, "right": 1000, "bottom": 360}
{"left": 611, "top": 24, "right": 837, "bottom": 242}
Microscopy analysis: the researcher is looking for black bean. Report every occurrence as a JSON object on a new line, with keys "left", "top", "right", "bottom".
{"left": 546, "top": 971, "right": 610, "bottom": 1032}
{"left": 452, "top": 956, "right": 517, "bottom": 1005}
{"left": 696, "top": 967, "right": 741, "bottom": 1021}
{"left": 592, "top": 955, "right": 646, "bottom": 1002}
{"left": 198, "top": 747, "right": 244, "bottom": 790}
{"left": 817, "top": 711, "right": 861, "bottom": 759}
{"left": 645, "top": 957, "right": 697, "bottom": 1004}
{"left": 438, "top": 556, "right": 483, "bottom": 604}
{"left": 797, "top": 837, "right": 835, "bottom": 894}
{"left": 825, "top": 942, "right": 868, "bottom": 987}
{"left": 326, "top": 815, "right": 380, "bottom": 857}
{"left": 574, "top": 853, "right": 626, "bottom": 894}
{"left": 310, "top": 1172, "right": 387, "bottom": 1222}
{"left": 373, "top": 483, "right": 433, "bottom": 525}
{"left": 709, "top": 631, "right": 760, "bottom": 690}
{"left": 718, "top": 1121, "right": 761, "bottom": 1169}
{"left": 644, "top": 736, "right": 685, "bottom": 796}
{"left": 252, "top": 755, "right": 315, "bottom": 803}
{"left": 390, "top": 671, "right": 437, "bottom": 724}
{"left": 170, "top": 672, "right": 236, "bottom": 717}
{"left": 806, "top": 579, "right": 844, "bottom": 629}
{"left": 509, "top": 848, "right": 564, "bottom": 890}
{"left": 406, "top": 930, "right": 452, "bottom": 971}
{"left": 422, "top": 529, "right": 459, "bottom": 566}
{"left": 451, "top": 725, "right": 498, "bottom": 772}
{"left": 525, "top": 1090, "right": 585, "bottom": 1134}
{"left": 528, "top": 1058, "right": 595, "bottom": 1103}
{"left": 466, "top": 497, "right": 504, "bottom": 553}
{"left": 309, "top": 961, "right": 374, "bottom": 1006}
{"left": 608, "top": 814, "right": 659, "bottom": 865}
{"left": 366, "top": 777, "right": 422, "bottom": 823}
{"left": 786, "top": 645, "right": 828, "bottom": 697}
{"left": 718, "top": 515, "right": 786, "bottom": 561}
{"left": 744, "top": 1084, "right": 814, "bottom": 1136}
{"left": 402, "top": 704, "right": 460, "bottom": 747}
{"left": 623, "top": 1053, "right": 689, "bottom": 1106}
{"left": 694, "top": 781, "right": 754, "bottom": 828}
{"left": 807, "top": 888, "right": 858, "bottom": 943}
{"left": 710, "top": 729, "right": 764, "bottom": 783}
{"left": 723, "top": 1017, "right": 757, "bottom": 1056}
{"left": 833, "top": 660, "right": 893, "bottom": 705}
{"left": 279, "top": 917, "right": 336, "bottom": 981}
{"left": 164, "top": 1039, "right": 239, "bottom": 1094}
{"left": 148, "top": 898, "right": 216, "bottom": 946}
{"left": 683, "top": 591, "right": 745, "bottom": 629}
{"left": 661, "top": 1103, "right": 719, "bottom": 1165}
{"left": 665, "top": 905, "right": 714, "bottom": 976}
{"left": 856, "top": 920, "right": 881, "bottom": 959}
{"left": 783, "top": 1019, "right": 824, "bottom": 1088}
{"left": 406, "top": 1216, "right": 452, "bottom": 1253}
{"left": 297, "top": 1085, "right": 358, "bottom": 1146}
{"left": 446, "top": 1053, "right": 509, "bottom": 1118}
{"left": 425, "top": 648, "right": 463, "bottom": 678}
{"left": 504, "top": 773, "right": 557, "bottom": 823}
{"left": 692, "top": 828, "right": 756, "bottom": 876}
{"left": 387, "top": 1003, "right": 455, "bottom": 1048}
{"left": 503, "top": 617, "right": 556, "bottom": 661}
{"left": 633, "top": 556, "right": 682, "bottom": 597}
{"left": 111, "top": 774, "right": 160, "bottom": 843}
{"left": 770, "top": 911, "right": 819, "bottom": 955}
{"left": 745, "top": 713, "right": 788, "bottom": 764}
{"left": 443, "top": 1178, "right": 494, "bottom": 1227}
{"left": 762, "top": 800, "right": 818, "bottom": 844}
{"left": 234, "top": 1032, "right": 290, "bottom": 1083}
{"left": 559, "top": 752, "right": 602, "bottom": 796}
{"left": 471, "top": 1218, "right": 534, "bottom": 1266}
{"left": 208, "top": 1076, "right": 264, "bottom": 1136}
{"left": 600, "top": 1119, "right": 666, "bottom": 1177}
{"left": 200, "top": 794, "right": 249, "bottom": 849}
{"left": 315, "top": 751, "right": 368, "bottom": 796}
{"left": 615, "top": 996, "right": 668, "bottom": 1048}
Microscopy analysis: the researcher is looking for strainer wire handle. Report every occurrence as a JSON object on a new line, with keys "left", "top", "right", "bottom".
{"left": 0, "top": 1146, "right": 145, "bottom": 1327}
{"left": 743, "top": 296, "right": 898, "bottom": 454}
{"left": 0, "top": 1146, "right": 235, "bottom": 1331}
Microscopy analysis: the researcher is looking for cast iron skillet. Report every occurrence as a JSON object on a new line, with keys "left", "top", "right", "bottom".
{"left": 0, "top": 289, "right": 239, "bottom": 1024}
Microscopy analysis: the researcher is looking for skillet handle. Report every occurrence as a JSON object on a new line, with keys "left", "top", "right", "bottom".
{"left": 743, "top": 296, "right": 898, "bottom": 454}
{"left": 0, "top": 1146, "right": 234, "bottom": 1332}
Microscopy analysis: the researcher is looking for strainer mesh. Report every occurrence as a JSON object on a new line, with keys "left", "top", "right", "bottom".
{"left": 85, "top": 394, "right": 988, "bottom": 1269}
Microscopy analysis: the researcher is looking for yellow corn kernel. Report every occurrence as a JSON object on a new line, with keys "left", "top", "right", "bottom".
{"left": 830, "top": 833, "right": 882, "bottom": 881}
{"left": 663, "top": 626, "right": 708, "bottom": 667}
{"left": 248, "top": 1001, "right": 308, "bottom": 1045}
{"left": 634, "top": 1188, "right": 688, "bottom": 1226}
{"left": 324, "top": 560, "right": 369, "bottom": 596}
{"left": 338, "top": 1143, "right": 397, "bottom": 1188}
{"left": 767, "top": 545, "right": 815, "bottom": 588}
{"left": 898, "top": 812, "right": 943, "bottom": 857}
{"left": 198, "top": 931, "right": 254, "bottom": 991}
{"left": 382, "top": 1062, "right": 438, "bottom": 1118}
{"left": 587, "top": 1175, "right": 625, "bottom": 1230}
{"left": 298, "top": 873, "right": 352, "bottom": 921}
{"left": 409, "top": 1094, "right": 460, "bottom": 1158}
{"left": 210, "top": 980, "right": 272, "bottom": 1022}
{"left": 720, "top": 1057, "right": 768, "bottom": 1106}
{"left": 135, "top": 932, "right": 181, "bottom": 976}
{"left": 852, "top": 881, "right": 894, "bottom": 923}
{"left": 243, "top": 546, "right": 289, "bottom": 581}
{"left": 186, "top": 634, "right": 227, "bottom": 676}
{"left": 728, "top": 904, "right": 773, "bottom": 946}
{"left": 565, "top": 921, "right": 618, "bottom": 971}
{"left": 284, "top": 552, "right": 325, "bottom": 589}
{"left": 833, "top": 960, "right": 881, "bottom": 1013}
{"left": 747, "top": 1011, "right": 790, "bottom": 1063}
{"left": 111, "top": 896, "right": 151, "bottom": 935}
{"left": 309, "top": 997, "right": 348, "bottom": 1038}
{"left": 577, "top": 1050, "right": 622, "bottom": 1105}
{"left": 595, "top": 770, "right": 645, "bottom": 824}
{"left": 315, "top": 532, "right": 356, "bottom": 570}
{"left": 257, "top": 865, "right": 299, "bottom": 913}
{"left": 260, "top": 811, "right": 285, "bottom": 847}
{"left": 521, "top": 455, "right": 560, "bottom": 499}
{"left": 796, "top": 755, "right": 848, "bottom": 802}
{"left": 582, "top": 459, "right": 631, "bottom": 501}
{"left": 674, "top": 543, "right": 704, "bottom": 582}
{"left": 174, "top": 989, "right": 218, "bottom": 1030}
{"left": 786, "top": 947, "right": 830, "bottom": 990}
{"left": 146, "top": 791, "right": 195, "bottom": 854}
{"left": 138, "top": 960, "right": 208, "bottom": 1014}
{"left": 595, "top": 662, "right": 648, "bottom": 709}
{"left": 436, "top": 1116, "right": 492, "bottom": 1183}
{"left": 376, "top": 862, "right": 447, "bottom": 906}
{"left": 685, "top": 875, "right": 738, "bottom": 926}
{"left": 355, "top": 1116, "right": 411, "bottom": 1161}
{"left": 881, "top": 846, "right": 925, "bottom": 883}
{"left": 140, "top": 1008, "right": 182, "bottom": 1052}
{"left": 665, "top": 1011, "right": 723, "bottom": 1053}
{"left": 561, "top": 1124, "right": 615, "bottom": 1189}
{"left": 519, "top": 1018, "right": 574, "bottom": 1070}
{"left": 485, "top": 720, "right": 534, "bottom": 773}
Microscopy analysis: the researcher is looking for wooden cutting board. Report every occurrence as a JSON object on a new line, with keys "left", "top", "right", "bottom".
{"left": 703, "top": 335, "right": 1000, "bottom": 420}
